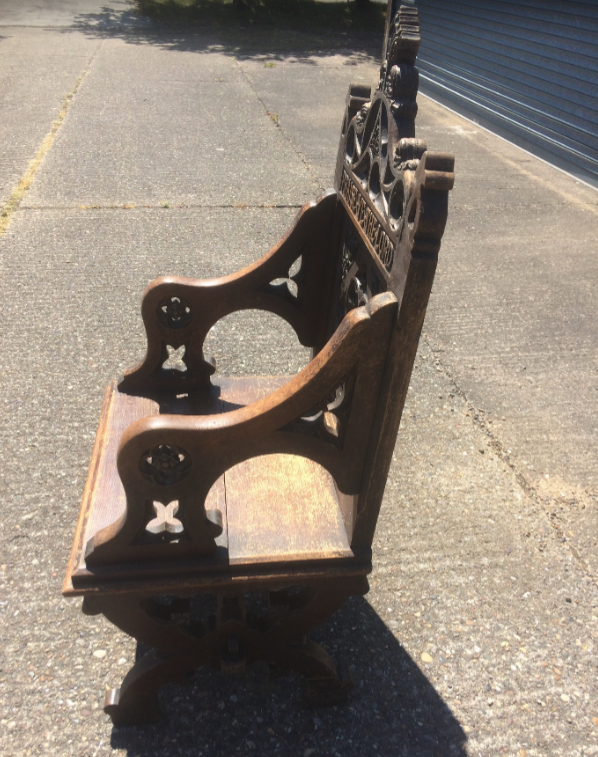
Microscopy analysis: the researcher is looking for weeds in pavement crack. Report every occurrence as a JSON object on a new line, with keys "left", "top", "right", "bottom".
{"left": 0, "top": 43, "right": 102, "bottom": 237}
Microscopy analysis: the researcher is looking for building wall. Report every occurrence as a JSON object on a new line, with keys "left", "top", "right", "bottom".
{"left": 414, "top": 0, "right": 598, "bottom": 184}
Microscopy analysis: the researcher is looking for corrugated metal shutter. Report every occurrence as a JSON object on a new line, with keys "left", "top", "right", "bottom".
{"left": 414, "top": 0, "right": 598, "bottom": 184}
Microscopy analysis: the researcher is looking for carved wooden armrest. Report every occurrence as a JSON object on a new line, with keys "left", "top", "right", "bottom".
{"left": 85, "top": 292, "right": 398, "bottom": 568}
{"left": 119, "top": 192, "right": 339, "bottom": 394}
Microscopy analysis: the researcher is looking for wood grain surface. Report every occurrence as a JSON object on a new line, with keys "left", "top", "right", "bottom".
{"left": 226, "top": 453, "right": 351, "bottom": 565}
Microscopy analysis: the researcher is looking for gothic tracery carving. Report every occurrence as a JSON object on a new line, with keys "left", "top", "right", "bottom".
{"left": 283, "top": 370, "right": 357, "bottom": 449}
{"left": 338, "top": 3, "right": 427, "bottom": 272}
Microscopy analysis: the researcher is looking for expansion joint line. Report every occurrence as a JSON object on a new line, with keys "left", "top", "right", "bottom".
{"left": 0, "top": 40, "right": 104, "bottom": 237}
{"left": 19, "top": 202, "right": 304, "bottom": 211}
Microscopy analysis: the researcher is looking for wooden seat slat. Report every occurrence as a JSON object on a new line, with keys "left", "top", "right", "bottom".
{"left": 226, "top": 453, "right": 351, "bottom": 565}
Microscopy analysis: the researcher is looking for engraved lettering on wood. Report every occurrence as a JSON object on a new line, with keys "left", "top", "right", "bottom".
{"left": 339, "top": 169, "right": 394, "bottom": 270}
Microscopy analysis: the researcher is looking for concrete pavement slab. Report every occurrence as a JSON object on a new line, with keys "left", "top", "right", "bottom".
{"left": 0, "top": 206, "right": 299, "bottom": 401}
{"left": 0, "top": 0, "right": 136, "bottom": 27}
{"left": 376, "top": 339, "right": 598, "bottom": 755}
{"left": 0, "top": 28, "right": 99, "bottom": 205}
{"left": 24, "top": 37, "right": 317, "bottom": 208}
{"left": 431, "top": 213, "right": 596, "bottom": 400}
{"left": 239, "top": 56, "right": 379, "bottom": 189}
{"left": 416, "top": 100, "right": 598, "bottom": 488}
{"left": 2, "top": 206, "right": 596, "bottom": 757}
{"left": 417, "top": 97, "right": 598, "bottom": 577}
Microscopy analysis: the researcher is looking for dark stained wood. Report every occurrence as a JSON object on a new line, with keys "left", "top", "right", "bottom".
{"left": 118, "top": 191, "right": 338, "bottom": 394}
{"left": 64, "top": 0, "right": 455, "bottom": 725}
{"left": 84, "top": 575, "right": 367, "bottom": 725}
{"left": 79, "top": 293, "right": 397, "bottom": 577}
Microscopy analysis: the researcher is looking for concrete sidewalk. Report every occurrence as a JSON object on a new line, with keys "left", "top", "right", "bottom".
{"left": 0, "top": 2, "right": 596, "bottom": 756}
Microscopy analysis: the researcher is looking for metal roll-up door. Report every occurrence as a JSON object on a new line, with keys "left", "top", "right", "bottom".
{"left": 415, "top": 0, "right": 598, "bottom": 184}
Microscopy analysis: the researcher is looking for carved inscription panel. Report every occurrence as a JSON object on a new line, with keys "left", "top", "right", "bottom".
{"left": 339, "top": 168, "right": 394, "bottom": 271}
{"left": 335, "top": 201, "right": 386, "bottom": 337}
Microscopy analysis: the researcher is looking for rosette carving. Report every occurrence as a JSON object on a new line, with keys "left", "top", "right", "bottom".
{"left": 157, "top": 295, "right": 192, "bottom": 329}
{"left": 139, "top": 444, "right": 192, "bottom": 486}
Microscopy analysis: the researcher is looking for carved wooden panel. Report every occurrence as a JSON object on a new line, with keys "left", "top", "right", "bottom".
{"left": 119, "top": 195, "right": 337, "bottom": 394}
{"left": 334, "top": 2, "right": 455, "bottom": 331}
{"left": 81, "top": 294, "right": 398, "bottom": 573}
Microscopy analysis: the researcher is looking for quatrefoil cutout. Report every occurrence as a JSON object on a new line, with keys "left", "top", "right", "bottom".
{"left": 146, "top": 500, "right": 184, "bottom": 536}
{"left": 162, "top": 344, "right": 187, "bottom": 372}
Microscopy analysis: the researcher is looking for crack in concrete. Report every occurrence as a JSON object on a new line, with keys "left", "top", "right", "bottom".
{"left": 422, "top": 333, "right": 597, "bottom": 588}
{"left": 234, "top": 59, "right": 324, "bottom": 194}
{"left": 0, "top": 39, "right": 104, "bottom": 237}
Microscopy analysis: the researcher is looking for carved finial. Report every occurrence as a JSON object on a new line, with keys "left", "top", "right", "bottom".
{"left": 380, "top": 3, "right": 421, "bottom": 109}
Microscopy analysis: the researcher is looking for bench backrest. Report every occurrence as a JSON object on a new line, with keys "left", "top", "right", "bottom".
{"left": 322, "top": 0, "right": 455, "bottom": 547}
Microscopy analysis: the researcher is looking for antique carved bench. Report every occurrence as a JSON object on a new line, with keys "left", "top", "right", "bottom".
{"left": 63, "top": 0, "right": 454, "bottom": 726}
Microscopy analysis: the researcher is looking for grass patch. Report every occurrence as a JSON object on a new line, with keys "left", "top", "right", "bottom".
{"left": 135, "top": 0, "right": 386, "bottom": 32}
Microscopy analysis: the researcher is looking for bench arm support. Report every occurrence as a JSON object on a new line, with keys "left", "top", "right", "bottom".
{"left": 119, "top": 192, "right": 338, "bottom": 394}
{"left": 85, "top": 293, "right": 398, "bottom": 567}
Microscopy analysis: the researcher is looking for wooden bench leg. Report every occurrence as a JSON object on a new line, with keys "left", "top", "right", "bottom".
{"left": 84, "top": 595, "right": 206, "bottom": 725}
{"left": 105, "top": 651, "right": 197, "bottom": 726}
{"left": 263, "top": 580, "right": 366, "bottom": 705}
{"left": 289, "top": 638, "right": 353, "bottom": 706}
{"left": 83, "top": 577, "right": 368, "bottom": 724}
{"left": 104, "top": 651, "right": 177, "bottom": 726}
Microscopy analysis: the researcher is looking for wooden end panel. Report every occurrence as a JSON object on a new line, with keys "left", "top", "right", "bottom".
{"left": 84, "top": 390, "right": 161, "bottom": 545}
{"left": 63, "top": 382, "right": 117, "bottom": 595}
{"left": 217, "top": 376, "right": 292, "bottom": 409}
{"left": 64, "top": 384, "right": 161, "bottom": 593}
{"left": 64, "top": 384, "right": 228, "bottom": 594}
{"left": 225, "top": 453, "right": 352, "bottom": 565}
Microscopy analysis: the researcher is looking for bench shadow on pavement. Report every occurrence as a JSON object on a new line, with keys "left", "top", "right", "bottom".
{"left": 65, "top": 3, "right": 383, "bottom": 63}
{"left": 110, "top": 597, "right": 467, "bottom": 757}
